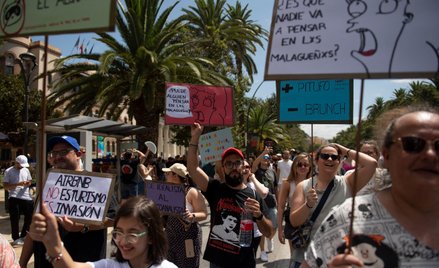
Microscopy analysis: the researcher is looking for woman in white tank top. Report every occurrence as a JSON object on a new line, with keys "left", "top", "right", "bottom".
{"left": 277, "top": 153, "right": 312, "bottom": 254}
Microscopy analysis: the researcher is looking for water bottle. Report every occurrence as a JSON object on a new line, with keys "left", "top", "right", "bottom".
{"left": 239, "top": 210, "right": 253, "bottom": 247}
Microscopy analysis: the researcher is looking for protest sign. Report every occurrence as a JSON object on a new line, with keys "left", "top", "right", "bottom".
{"left": 164, "top": 83, "right": 234, "bottom": 126}
{"left": 265, "top": 0, "right": 439, "bottom": 79}
{"left": 278, "top": 79, "right": 353, "bottom": 123}
{"left": 42, "top": 169, "right": 115, "bottom": 224}
{"left": 199, "top": 128, "right": 234, "bottom": 164}
{"left": 145, "top": 181, "right": 185, "bottom": 216}
{"left": 0, "top": 0, "right": 115, "bottom": 37}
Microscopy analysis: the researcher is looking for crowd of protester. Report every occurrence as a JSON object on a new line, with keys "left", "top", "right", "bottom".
{"left": 1, "top": 104, "right": 439, "bottom": 267}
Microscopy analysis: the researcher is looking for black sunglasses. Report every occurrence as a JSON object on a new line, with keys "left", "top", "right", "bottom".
{"left": 319, "top": 153, "right": 340, "bottom": 161}
{"left": 393, "top": 136, "right": 439, "bottom": 154}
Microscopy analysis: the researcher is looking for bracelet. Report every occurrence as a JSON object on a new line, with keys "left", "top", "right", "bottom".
{"left": 189, "top": 143, "right": 198, "bottom": 147}
{"left": 80, "top": 224, "right": 89, "bottom": 233}
{"left": 45, "top": 243, "right": 63, "bottom": 264}
{"left": 346, "top": 149, "right": 351, "bottom": 157}
{"left": 191, "top": 213, "right": 196, "bottom": 223}
{"left": 306, "top": 202, "right": 314, "bottom": 209}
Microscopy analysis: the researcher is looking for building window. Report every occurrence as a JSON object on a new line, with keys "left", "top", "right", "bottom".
{"left": 112, "top": 141, "right": 116, "bottom": 153}
{"left": 4, "top": 54, "right": 14, "bottom": 75}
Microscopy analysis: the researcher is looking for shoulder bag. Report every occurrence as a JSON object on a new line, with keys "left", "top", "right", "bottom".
{"left": 284, "top": 179, "right": 335, "bottom": 249}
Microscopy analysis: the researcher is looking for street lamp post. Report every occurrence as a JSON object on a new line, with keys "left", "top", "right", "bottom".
{"left": 18, "top": 52, "right": 37, "bottom": 156}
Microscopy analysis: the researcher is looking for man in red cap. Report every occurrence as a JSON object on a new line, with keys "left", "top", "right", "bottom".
{"left": 187, "top": 123, "right": 273, "bottom": 268}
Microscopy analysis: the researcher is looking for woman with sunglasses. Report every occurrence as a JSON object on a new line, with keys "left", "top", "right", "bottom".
{"left": 162, "top": 163, "right": 207, "bottom": 268}
{"left": 289, "top": 143, "right": 377, "bottom": 268}
{"left": 302, "top": 106, "right": 439, "bottom": 267}
{"left": 277, "top": 153, "right": 312, "bottom": 254}
{"left": 28, "top": 196, "right": 177, "bottom": 268}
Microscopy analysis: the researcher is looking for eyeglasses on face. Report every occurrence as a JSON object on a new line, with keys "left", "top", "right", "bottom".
{"left": 111, "top": 230, "right": 147, "bottom": 244}
{"left": 319, "top": 153, "right": 340, "bottom": 161}
{"left": 224, "top": 160, "right": 243, "bottom": 169}
{"left": 393, "top": 136, "right": 439, "bottom": 154}
{"left": 48, "top": 149, "right": 74, "bottom": 158}
{"left": 297, "top": 162, "right": 309, "bottom": 168}
{"left": 243, "top": 165, "right": 251, "bottom": 169}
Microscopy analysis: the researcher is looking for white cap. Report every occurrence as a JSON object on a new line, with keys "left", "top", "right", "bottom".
{"left": 16, "top": 155, "right": 29, "bottom": 168}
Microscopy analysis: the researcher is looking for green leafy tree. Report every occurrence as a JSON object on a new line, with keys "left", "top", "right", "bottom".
{"left": 334, "top": 79, "right": 439, "bottom": 146}
{"left": 0, "top": 74, "right": 42, "bottom": 142}
{"left": 181, "top": 0, "right": 267, "bottom": 140}
{"left": 48, "top": 0, "right": 227, "bottom": 147}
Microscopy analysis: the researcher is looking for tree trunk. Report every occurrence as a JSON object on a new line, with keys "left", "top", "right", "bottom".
{"left": 131, "top": 97, "right": 160, "bottom": 151}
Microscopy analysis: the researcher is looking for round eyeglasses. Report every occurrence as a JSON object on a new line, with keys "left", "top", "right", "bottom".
{"left": 111, "top": 230, "right": 147, "bottom": 244}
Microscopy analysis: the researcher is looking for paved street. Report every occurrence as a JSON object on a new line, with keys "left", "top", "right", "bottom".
{"left": 0, "top": 189, "right": 291, "bottom": 267}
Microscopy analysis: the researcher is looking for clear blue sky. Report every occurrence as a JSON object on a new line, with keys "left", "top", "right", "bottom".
{"left": 32, "top": 0, "right": 423, "bottom": 139}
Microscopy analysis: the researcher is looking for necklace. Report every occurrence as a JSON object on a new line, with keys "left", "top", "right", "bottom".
{"left": 314, "top": 182, "right": 326, "bottom": 194}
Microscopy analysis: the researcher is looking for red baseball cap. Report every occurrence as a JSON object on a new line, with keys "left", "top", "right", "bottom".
{"left": 221, "top": 147, "right": 244, "bottom": 162}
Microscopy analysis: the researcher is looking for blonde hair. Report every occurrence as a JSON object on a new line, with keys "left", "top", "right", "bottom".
{"left": 287, "top": 153, "right": 312, "bottom": 183}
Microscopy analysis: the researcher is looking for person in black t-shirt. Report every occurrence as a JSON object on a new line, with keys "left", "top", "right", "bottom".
{"left": 187, "top": 123, "right": 273, "bottom": 268}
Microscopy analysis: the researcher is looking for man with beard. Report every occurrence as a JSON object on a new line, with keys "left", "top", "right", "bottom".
{"left": 187, "top": 123, "right": 273, "bottom": 268}
{"left": 19, "top": 135, "right": 116, "bottom": 267}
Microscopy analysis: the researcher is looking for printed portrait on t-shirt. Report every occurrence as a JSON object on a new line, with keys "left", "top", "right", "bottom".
{"left": 335, "top": 234, "right": 399, "bottom": 268}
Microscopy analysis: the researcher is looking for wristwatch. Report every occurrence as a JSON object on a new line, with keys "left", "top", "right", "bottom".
{"left": 80, "top": 224, "right": 89, "bottom": 233}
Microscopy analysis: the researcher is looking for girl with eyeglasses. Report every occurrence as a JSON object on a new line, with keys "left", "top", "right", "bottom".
{"left": 288, "top": 143, "right": 377, "bottom": 268}
{"left": 28, "top": 196, "right": 177, "bottom": 268}
{"left": 277, "top": 153, "right": 312, "bottom": 255}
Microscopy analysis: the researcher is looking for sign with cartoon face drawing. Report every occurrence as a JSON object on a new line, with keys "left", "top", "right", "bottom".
{"left": 265, "top": 0, "right": 439, "bottom": 79}
{"left": 164, "top": 83, "right": 234, "bottom": 126}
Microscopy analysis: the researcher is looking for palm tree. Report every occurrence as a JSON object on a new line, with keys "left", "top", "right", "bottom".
{"left": 182, "top": 0, "right": 266, "bottom": 81}
{"left": 182, "top": 0, "right": 267, "bottom": 142}
{"left": 366, "top": 97, "right": 386, "bottom": 120}
{"left": 225, "top": 1, "right": 267, "bottom": 81}
{"left": 49, "top": 0, "right": 227, "bottom": 146}
{"left": 407, "top": 80, "right": 439, "bottom": 107}
{"left": 248, "top": 104, "right": 292, "bottom": 151}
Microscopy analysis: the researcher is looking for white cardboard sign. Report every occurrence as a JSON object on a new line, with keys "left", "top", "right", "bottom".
{"left": 42, "top": 169, "right": 115, "bottom": 224}
{"left": 265, "top": 0, "right": 439, "bottom": 79}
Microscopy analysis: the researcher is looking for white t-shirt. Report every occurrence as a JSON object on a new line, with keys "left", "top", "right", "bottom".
{"left": 277, "top": 159, "right": 292, "bottom": 185}
{"left": 305, "top": 193, "right": 439, "bottom": 267}
{"left": 3, "top": 166, "right": 32, "bottom": 200}
{"left": 88, "top": 259, "right": 177, "bottom": 268}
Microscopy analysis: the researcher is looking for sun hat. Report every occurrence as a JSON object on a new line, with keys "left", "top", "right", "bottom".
{"left": 162, "top": 163, "right": 188, "bottom": 178}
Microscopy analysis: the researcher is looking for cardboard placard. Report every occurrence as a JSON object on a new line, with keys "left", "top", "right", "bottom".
{"left": 265, "top": 0, "right": 439, "bottom": 79}
{"left": 42, "top": 169, "right": 115, "bottom": 225}
{"left": 278, "top": 79, "right": 353, "bottom": 123}
{"left": 164, "top": 83, "right": 234, "bottom": 126}
{"left": 0, "top": 0, "right": 116, "bottom": 37}
{"left": 145, "top": 181, "right": 185, "bottom": 216}
{"left": 199, "top": 128, "right": 234, "bottom": 164}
